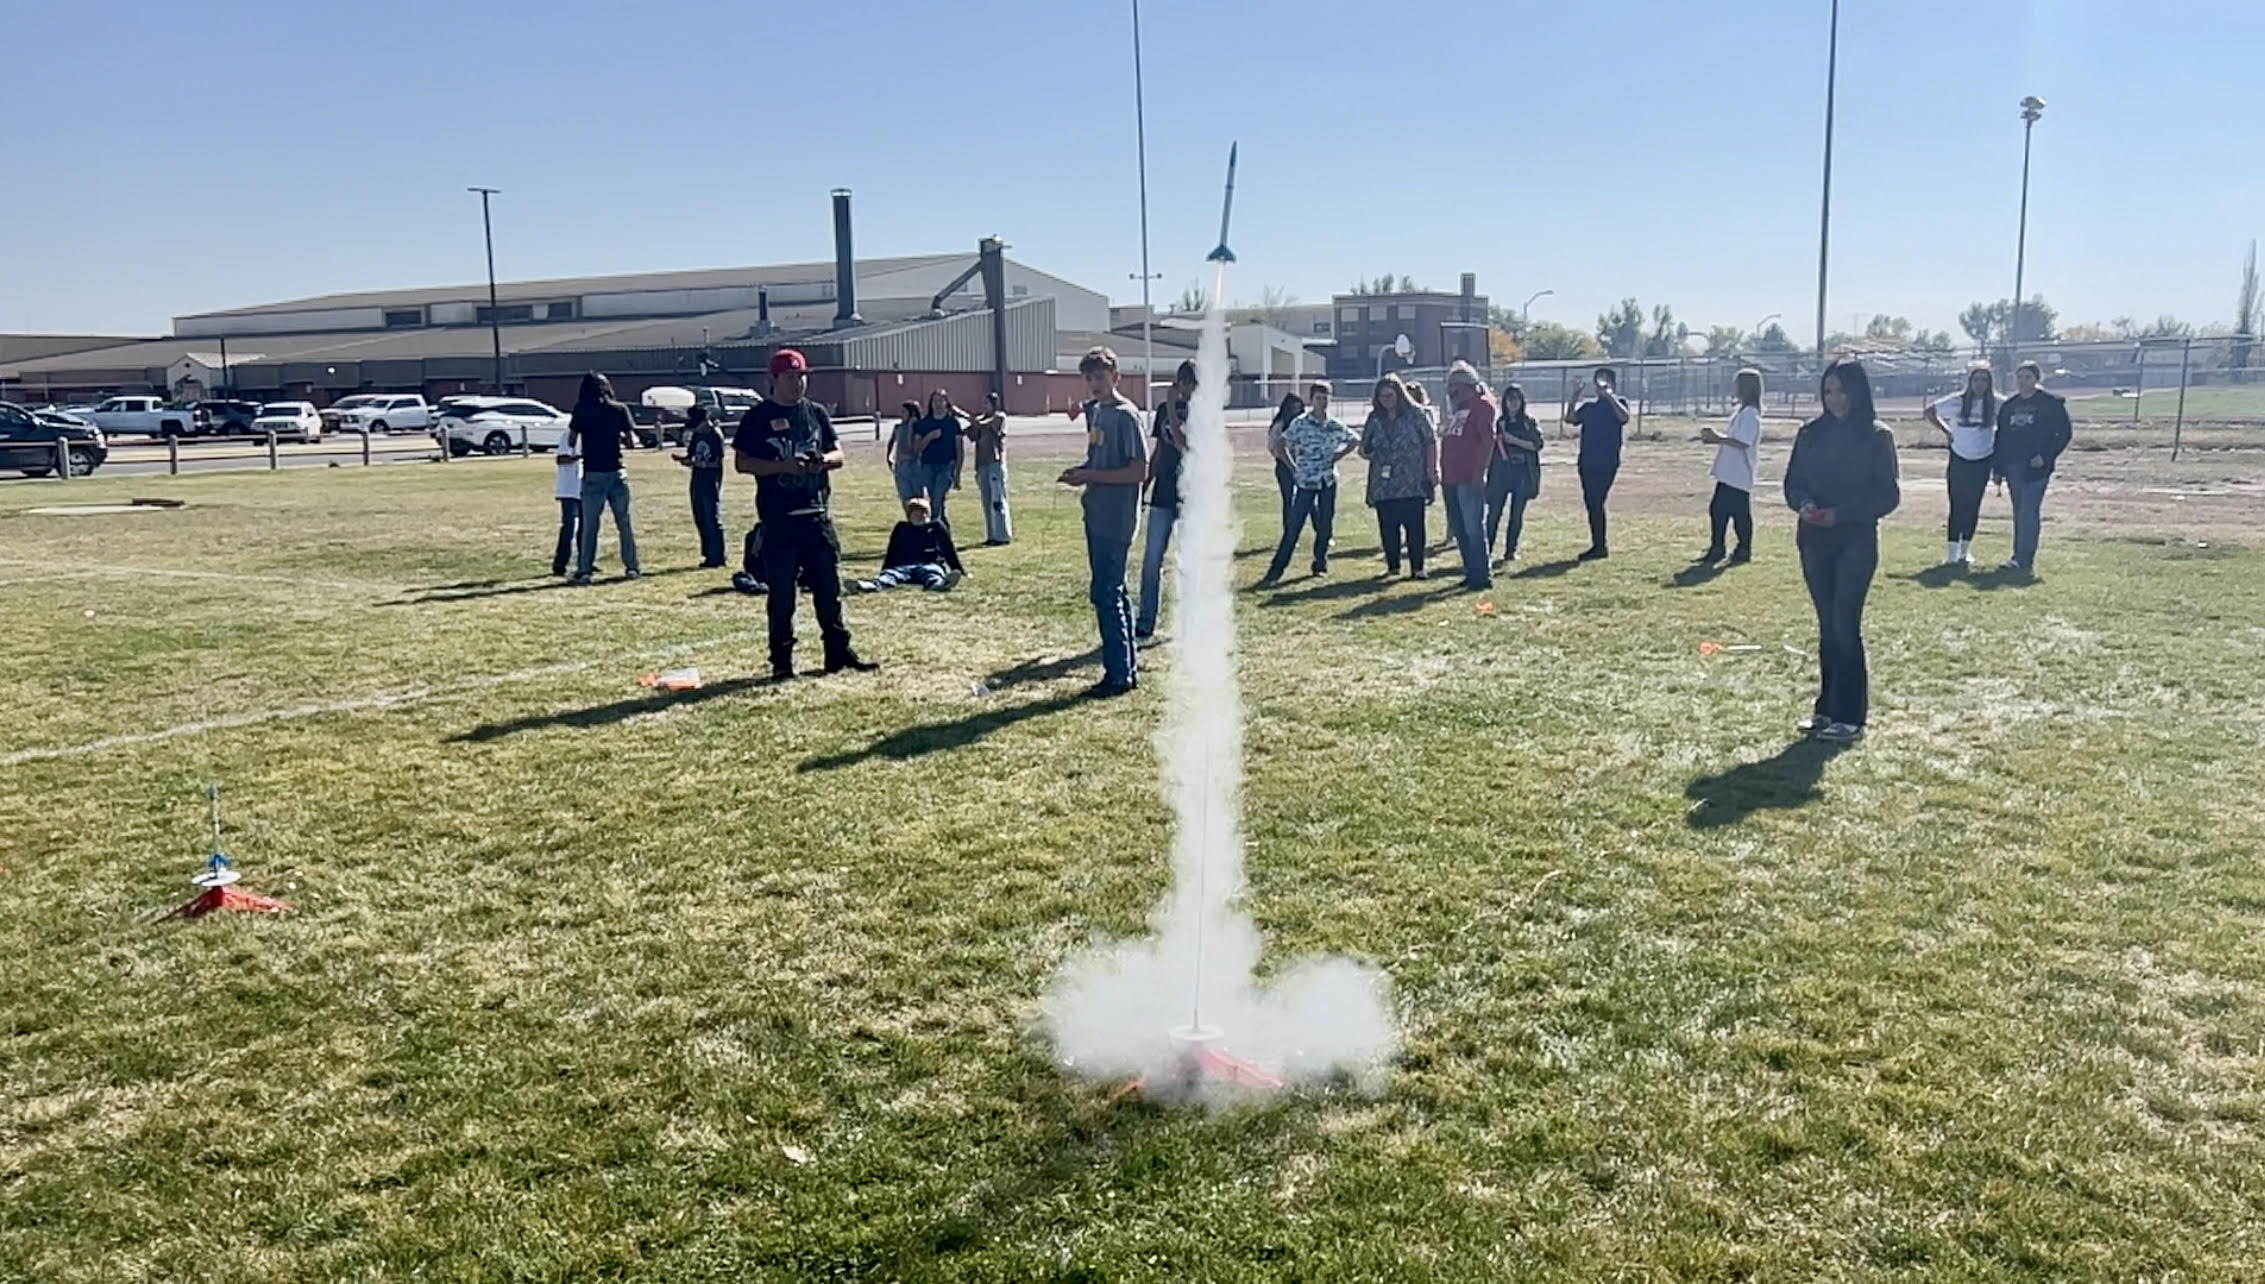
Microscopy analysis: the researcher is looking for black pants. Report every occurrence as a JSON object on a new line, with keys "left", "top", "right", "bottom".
{"left": 759, "top": 514, "right": 850, "bottom": 670}
{"left": 1946, "top": 454, "right": 1992, "bottom": 543}
{"left": 1485, "top": 458, "right": 1533, "bottom": 560}
{"left": 1579, "top": 459, "right": 1619, "bottom": 552}
{"left": 1706, "top": 482, "right": 1753, "bottom": 556}
{"left": 1799, "top": 527, "right": 1879, "bottom": 728}
{"left": 690, "top": 469, "right": 725, "bottom": 565}
{"left": 1266, "top": 485, "right": 1337, "bottom": 580}
{"left": 1274, "top": 459, "right": 1296, "bottom": 532}
{"left": 1375, "top": 497, "right": 1427, "bottom": 574}
{"left": 552, "top": 497, "right": 581, "bottom": 574}
{"left": 742, "top": 523, "right": 765, "bottom": 577}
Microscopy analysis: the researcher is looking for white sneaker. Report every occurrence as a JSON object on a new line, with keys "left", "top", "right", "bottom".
{"left": 1943, "top": 541, "right": 1962, "bottom": 566}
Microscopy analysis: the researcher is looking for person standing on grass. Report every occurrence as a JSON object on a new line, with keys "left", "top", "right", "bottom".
{"left": 733, "top": 349, "right": 876, "bottom": 681}
{"left": 1993, "top": 359, "right": 2072, "bottom": 577}
{"left": 550, "top": 422, "right": 582, "bottom": 576}
{"left": 885, "top": 401, "right": 922, "bottom": 504}
{"left": 1404, "top": 380, "right": 1447, "bottom": 551}
{"left": 1695, "top": 368, "right": 1765, "bottom": 565}
{"left": 1258, "top": 381, "right": 1358, "bottom": 587}
{"left": 1923, "top": 362, "right": 1999, "bottom": 567}
{"left": 1438, "top": 362, "right": 1498, "bottom": 590}
{"left": 1563, "top": 365, "right": 1632, "bottom": 560}
{"left": 1485, "top": 381, "right": 1543, "bottom": 565}
{"left": 910, "top": 390, "right": 966, "bottom": 530}
{"left": 964, "top": 391, "right": 1012, "bottom": 545}
{"left": 1783, "top": 357, "right": 1900, "bottom": 744}
{"left": 567, "top": 372, "right": 642, "bottom": 584}
{"left": 849, "top": 496, "right": 966, "bottom": 594}
{"left": 673, "top": 404, "right": 728, "bottom": 568}
{"left": 1136, "top": 360, "right": 1196, "bottom": 642}
{"left": 1265, "top": 391, "right": 1306, "bottom": 534}
{"left": 1060, "top": 346, "right": 1148, "bottom": 697}
{"left": 1359, "top": 373, "right": 1438, "bottom": 580}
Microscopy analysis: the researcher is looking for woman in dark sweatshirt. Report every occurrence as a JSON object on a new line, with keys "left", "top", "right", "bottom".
{"left": 1781, "top": 357, "right": 1900, "bottom": 743}
{"left": 1993, "top": 359, "right": 2073, "bottom": 576}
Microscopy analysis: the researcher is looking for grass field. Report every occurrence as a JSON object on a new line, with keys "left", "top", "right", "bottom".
{"left": 5, "top": 438, "right": 2264, "bottom": 1280}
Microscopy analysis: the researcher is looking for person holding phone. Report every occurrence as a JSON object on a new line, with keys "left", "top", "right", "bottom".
{"left": 1922, "top": 362, "right": 1999, "bottom": 567}
{"left": 1563, "top": 365, "right": 1632, "bottom": 560}
{"left": 1485, "top": 381, "right": 1543, "bottom": 564}
{"left": 1695, "top": 368, "right": 1764, "bottom": 565}
{"left": 1782, "top": 357, "right": 1900, "bottom": 743}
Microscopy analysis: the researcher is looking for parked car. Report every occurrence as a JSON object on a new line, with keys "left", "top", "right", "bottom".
{"left": 85, "top": 395, "right": 203, "bottom": 438}
{"left": 194, "top": 399, "right": 265, "bottom": 436}
{"left": 32, "top": 407, "right": 96, "bottom": 430}
{"left": 319, "top": 394, "right": 388, "bottom": 432}
{"left": 338, "top": 394, "right": 433, "bottom": 435}
{"left": 0, "top": 401, "right": 108, "bottom": 477}
{"left": 252, "top": 401, "right": 324, "bottom": 442}
{"left": 431, "top": 397, "right": 571, "bottom": 455}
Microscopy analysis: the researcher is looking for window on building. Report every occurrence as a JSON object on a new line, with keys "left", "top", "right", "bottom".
{"left": 544, "top": 301, "right": 577, "bottom": 320}
{"left": 1313, "top": 321, "right": 1330, "bottom": 335}
{"left": 1011, "top": 285, "right": 1029, "bottom": 297}
{"left": 1338, "top": 308, "right": 1358, "bottom": 327}
{"left": 1387, "top": 305, "right": 1404, "bottom": 321}
{"left": 476, "top": 304, "right": 536, "bottom": 325}
{"left": 383, "top": 308, "right": 424, "bottom": 328}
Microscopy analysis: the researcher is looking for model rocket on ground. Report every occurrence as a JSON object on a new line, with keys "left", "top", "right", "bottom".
{"left": 162, "top": 783, "right": 291, "bottom": 921}
{"left": 1206, "top": 143, "right": 1237, "bottom": 264}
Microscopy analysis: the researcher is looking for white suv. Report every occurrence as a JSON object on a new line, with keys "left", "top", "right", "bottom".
{"left": 252, "top": 401, "right": 324, "bottom": 442}
{"left": 338, "top": 395, "right": 432, "bottom": 434}
{"left": 432, "top": 397, "right": 570, "bottom": 455}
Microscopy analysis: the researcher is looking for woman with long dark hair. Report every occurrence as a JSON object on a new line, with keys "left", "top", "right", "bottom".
{"left": 1695, "top": 368, "right": 1764, "bottom": 564}
{"left": 1782, "top": 357, "right": 1900, "bottom": 742}
{"left": 566, "top": 371, "right": 642, "bottom": 584}
{"left": 1359, "top": 373, "right": 1438, "bottom": 579}
{"left": 911, "top": 389, "right": 965, "bottom": 530}
{"left": 1265, "top": 391, "right": 1305, "bottom": 532}
{"left": 1485, "top": 381, "right": 1543, "bottom": 564}
{"left": 1922, "top": 362, "right": 1998, "bottom": 566}
{"left": 885, "top": 401, "right": 922, "bottom": 504}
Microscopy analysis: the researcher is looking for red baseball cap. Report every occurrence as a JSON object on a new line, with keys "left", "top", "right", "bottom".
{"left": 768, "top": 349, "right": 809, "bottom": 375}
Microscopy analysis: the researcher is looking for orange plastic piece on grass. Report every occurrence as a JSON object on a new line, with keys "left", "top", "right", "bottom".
{"left": 1475, "top": 600, "right": 1497, "bottom": 616}
{"left": 1698, "top": 641, "right": 1723, "bottom": 656}
{"left": 164, "top": 883, "right": 291, "bottom": 921}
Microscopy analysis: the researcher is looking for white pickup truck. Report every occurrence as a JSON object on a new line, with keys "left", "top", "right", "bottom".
{"left": 336, "top": 394, "right": 433, "bottom": 434}
{"left": 85, "top": 395, "right": 202, "bottom": 438}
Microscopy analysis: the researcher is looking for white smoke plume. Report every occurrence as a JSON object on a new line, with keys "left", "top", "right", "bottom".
{"left": 1042, "top": 268, "right": 1396, "bottom": 1104}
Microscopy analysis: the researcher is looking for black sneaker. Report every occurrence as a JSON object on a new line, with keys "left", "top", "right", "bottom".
{"left": 824, "top": 653, "right": 880, "bottom": 675}
{"left": 770, "top": 664, "right": 798, "bottom": 682}
{"left": 566, "top": 573, "right": 592, "bottom": 586}
{"left": 1797, "top": 714, "right": 1827, "bottom": 734}
{"left": 1728, "top": 548, "right": 1752, "bottom": 565}
{"left": 1081, "top": 678, "right": 1138, "bottom": 700}
{"left": 1695, "top": 548, "right": 1725, "bottom": 565}
{"left": 1577, "top": 547, "right": 1609, "bottom": 561}
{"left": 1253, "top": 576, "right": 1281, "bottom": 590}
{"left": 1408, "top": 568, "right": 1429, "bottom": 581}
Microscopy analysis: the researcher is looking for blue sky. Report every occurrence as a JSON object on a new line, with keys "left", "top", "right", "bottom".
{"left": 6, "top": 0, "right": 2260, "bottom": 340}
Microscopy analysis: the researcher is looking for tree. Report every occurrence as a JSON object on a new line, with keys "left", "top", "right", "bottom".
{"left": 1596, "top": 298, "right": 1645, "bottom": 358}
{"left": 1914, "top": 329, "right": 1956, "bottom": 354}
{"left": 1345, "top": 274, "right": 1423, "bottom": 296}
{"left": 2232, "top": 240, "right": 2259, "bottom": 379}
{"left": 1704, "top": 326, "right": 1747, "bottom": 357}
{"left": 1173, "top": 280, "right": 1208, "bottom": 314}
{"left": 1960, "top": 296, "right": 2060, "bottom": 352}
{"left": 1488, "top": 328, "right": 1524, "bottom": 365}
{"left": 1642, "top": 305, "right": 1680, "bottom": 358}
{"left": 1752, "top": 322, "right": 1797, "bottom": 355}
{"left": 1486, "top": 305, "right": 1529, "bottom": 343}
{"left": 1253, "top": 284, "right": 1299, "bottom": 330}
{"left": 1863, "top": 314, "right": 1914, "bottom": 347}
{"left": 1524, "top": 321, "right": 1602, "bottom": 361}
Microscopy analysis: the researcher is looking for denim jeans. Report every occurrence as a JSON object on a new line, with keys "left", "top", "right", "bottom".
{"left": 690, "top": 468, "right": 724, "bottom": 565}
{"left": 1484, "top": 457, "right": 1533, "bottom": 560}
{"left": 867, "top": 563, "right": 952, "bottom": 591}
{"left": 551, "top": 497, "right": 581, "bottom": 574}
{"left": 1798, "top": 526, "right": 1879, "bottom": 727}
{"left": 975, "top": 461, "right": 1011, "bottom": 543}
{"left": 2005, "top": 470, "right": 2049, "bottom": 569}
{"left": 1264, "top": 485, "right": 1338, "bottom": 581}
{"left": 1086, "top": 521, "right": 1137, "bottom": 686}
{"left": 1136, "top": 504, "right": 1177, "bottom": 637}
{"left": 1447, "top": 482, "right": 1491, "bottom": 587}
{"left": 914, "top": 461, "right": 955, "bottom": 530}
{"left": 575, "top": 471, "right": 638, "bottom": 577}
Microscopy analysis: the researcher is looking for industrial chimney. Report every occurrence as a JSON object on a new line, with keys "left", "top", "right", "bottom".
{"left": 1459, "top": 272, "right": 1476, "bottom": 323}
{"left": 831, "top": 188, "right": 861, "bottom": 329}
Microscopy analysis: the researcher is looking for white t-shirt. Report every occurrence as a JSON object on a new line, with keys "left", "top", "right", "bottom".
{"left": 1932, "top": 393, "right": 1996, "bottom": 461}
{"left": 554, "top": 445, "right": 583, "bottom": 499}
{"left": 1710, "top": 405, "right": 1763, "bottom": 491}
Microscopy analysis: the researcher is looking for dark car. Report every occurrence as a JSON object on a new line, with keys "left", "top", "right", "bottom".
{"left": 195, "top": 399, "right": 265, "bottom": 436}
{"left": 1, "top": 401, "right": 108, "bottom": 477}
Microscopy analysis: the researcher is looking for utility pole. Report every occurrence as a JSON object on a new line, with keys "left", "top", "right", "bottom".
{"left": 2010, "top": 97, "right": 2046, "bottom": 353}
{"left": 469, "top": 187, "right": 504, "bottom": 394}
{"left": 1814, "top": 0, "right": 1839, "bottom": 358}
{"left": 1130, "top": 0, "right": 1155, "bottom": 411}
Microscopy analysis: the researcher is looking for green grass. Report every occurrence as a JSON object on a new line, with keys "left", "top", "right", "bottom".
{"left": 2067, "top": 382, "right": 2265, "bottom": 428}
{"left": 4, "top": 449, "right": 2264, "bottom": 1281}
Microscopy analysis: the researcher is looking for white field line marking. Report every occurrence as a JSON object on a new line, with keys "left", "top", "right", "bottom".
{"left": 0, "top": 557, "right": 395, "bottom": 594}
{"left": 1, "top": 627, "right": 767, "bottom": 768}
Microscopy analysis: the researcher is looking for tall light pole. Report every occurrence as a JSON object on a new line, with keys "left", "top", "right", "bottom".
{"left": 469, "top": 186, "right": 504, "bottom": 395}
{"left": 1130, "top": 0, "right": 1155, "bottom": 411}
{"left": 1814, "top": 0, "right": 1839, "bottom": 358}
{"left": 1521, "top": 288, "right": 1553, "bottom": 328}
{"left": 2010, "top": 96, "right": 2046, "bottom": 354}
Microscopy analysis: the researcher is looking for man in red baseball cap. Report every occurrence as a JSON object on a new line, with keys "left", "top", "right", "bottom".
{"left": 732, "top": 349, "right": 876, "bottom": 679}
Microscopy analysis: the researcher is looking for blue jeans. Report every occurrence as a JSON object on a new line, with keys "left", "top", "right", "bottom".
{"left": 690, "top": 468, "right": 724, "bottom": 565}
{"left": 1136, "top": 504, "right": 1177, "bottom": 637}
{"left": 1799, "top": 526, "right": 1878, "bottom": 727}
{"left": 1086, "top": 522, "right": 1137, "bottom": 686}
{"left": 1448, "top": 483, "right": 1491, "bottom": 587}
{"left": 1264, "top": 486, "right": 1338, "bottom": 581}
{"left": 913, "top": 461, "right": 955, "bottom": 530}
{"left": 867, "top": 563, "right": 953, "bottom": 591}
{"left": 975, "top": 461, "right": 1011, "bottom": 544}
{"left": 576, "top": 471, "right": 638, "bottom": 577}
{"left": 2006, "top": 470, "right": 2050, "bottom": 570}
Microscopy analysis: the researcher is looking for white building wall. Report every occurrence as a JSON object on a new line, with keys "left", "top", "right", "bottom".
{"left": 176, "top": 307, "right": 384, "bottom": 337}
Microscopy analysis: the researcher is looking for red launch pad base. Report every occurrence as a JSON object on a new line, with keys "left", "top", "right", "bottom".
{"left": 163, "top": 884, "right": 291, "bottom": 921}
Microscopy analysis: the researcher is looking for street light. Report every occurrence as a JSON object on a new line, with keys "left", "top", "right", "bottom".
{"left": 1129, "top": 0, "right": 1155, "bottom": 411}
{"left": 1521, "top": 288, "right": 1553, "bottom": 327}
{"left": 1814, "top": 0, "right": 1840, "bottom": 357}
{"left": 2010, "top": 96, "right": 2046, "bottom": 354}
{"left": 468, "top": 187, "right": 504, "bottom": 395}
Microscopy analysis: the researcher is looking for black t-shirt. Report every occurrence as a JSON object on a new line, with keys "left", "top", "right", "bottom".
{"left": 572, "top": 402, "right": 633, "bottom": 473}
{"left": 1147, "top": 401, "right": 1188, "bottom": 509}
{"left": 914, "top": 415, "right": 962, "bottom": 469}
{"left": 686, "top": 423, "right": 724, "bottom": 470}
{"left": 734, "top": 398, "right": 837, "bottom": 522}
{"left": 881, "top": 520, "right": 963, "bottom": 573}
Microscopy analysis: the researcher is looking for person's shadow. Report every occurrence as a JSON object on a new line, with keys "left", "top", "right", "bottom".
{"left": 798, "top": 689, "right": 1086, "bottom": 772}
{"left": 1669, "top": 561, "right": 1727, "bottom": 589}
{"left": 1512, "top": 557, "right": 1582, "bottom": 580}
{"left": 1683, "top": 738, "right": 1850, "bottom": 828}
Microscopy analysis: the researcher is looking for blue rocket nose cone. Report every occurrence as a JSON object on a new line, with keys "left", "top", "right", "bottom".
{"left": 1206, "top": 244, "right": 1237, "bottom": 263}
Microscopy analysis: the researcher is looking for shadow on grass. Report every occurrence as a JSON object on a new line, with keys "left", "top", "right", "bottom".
{"left": 1332, "top": 581, "right": 1462, "bottom": 620}
{"left": 798, "top": 689, "right": 1086, "bottom": 772}
{"left": 1256, "top": 575, "right": 1385, "bottom": 607}
{"left": 392, "top": 566, "right": 706, "bottom": 605}
{"left": 1892, "top": 564, "right": 2038, "bottom": 593}
{"left": 985, "top": 648, "right": 1102, "bottom": 691}
{"left": 1684, "top": 738, "right": 1850, "bottom": 828}
{"left": 1668, "top": 561, "right": 1727, "bottom": 589}
{"left": 1512, "top": 558, "right": 1583, "bottom": 580}
{"left": 452, "top": 675, "right": 773, "bottom": 742}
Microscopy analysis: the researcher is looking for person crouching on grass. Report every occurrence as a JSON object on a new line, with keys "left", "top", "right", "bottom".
{"left": 1258, "top": 380, "right": 1357, "bottom": 587}
{"left": 1060, "top": 346, "right": 1148, "bottom": 699}
{"left": 850, "top": 496, "right": 966, "bottom": 594}
{"left": 673, "top": 404, "right": 728, "bottom": 568}
{"left": 1695, "top": 368, "right": 1765, "bottom": 565}
{"left": 1782, "top": 356, "right": 1900, "bottom": 744}
{"left": 732, "top": 348, "right": 876, "bottom": 681}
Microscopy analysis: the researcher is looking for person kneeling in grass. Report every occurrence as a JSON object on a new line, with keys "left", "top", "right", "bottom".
{"left": 850, "top": 497, "right": 967, "bottom": 594}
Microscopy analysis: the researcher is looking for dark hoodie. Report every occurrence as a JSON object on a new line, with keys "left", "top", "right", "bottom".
{"left": 881, "top": 520, "right": 963, "bottom": 573}
{"left": 1782, "top": 413, "right": 1901, "bottom": 535}
{"left": 1994, "top": 390, "right": 2073, "bottom": 478}
{"left": 569, "top": 373, "right": 633, "bottom": 473}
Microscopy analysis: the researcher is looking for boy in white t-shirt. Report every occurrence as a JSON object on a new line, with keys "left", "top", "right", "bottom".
{"left": 1696, "top": 367, "right": 1765, "bottom": 564}
{"left": 551, "top": 433, "right": 583, "bottom": 576}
